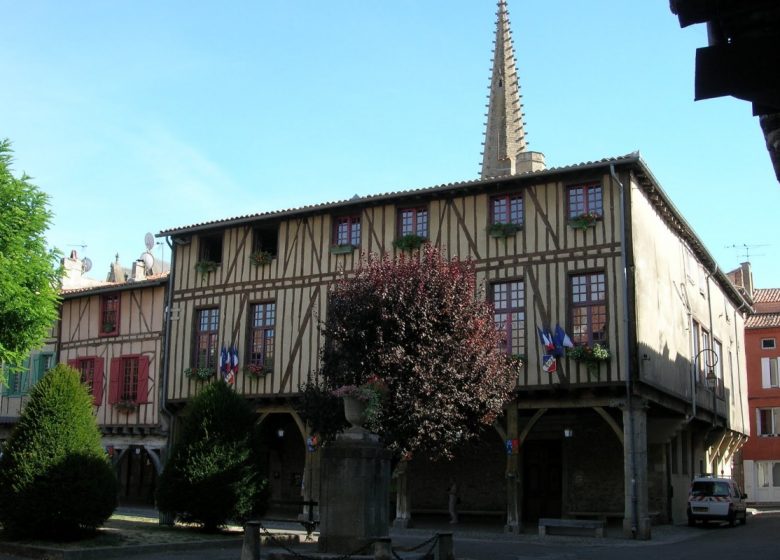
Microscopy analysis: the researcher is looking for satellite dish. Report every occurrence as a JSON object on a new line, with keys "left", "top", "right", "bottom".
{"left": 144, "top": 232, "right": 155, "bottom": 251}
{"left": 82, "top": 257, "right": 93, "bottom": 273}
{"left": 141, "top": 251, "right": 154, "bottom": 272}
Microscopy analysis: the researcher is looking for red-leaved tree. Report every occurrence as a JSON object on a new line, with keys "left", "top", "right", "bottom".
{"left": 315, "top": 245, "right": 516, "bottom": 459}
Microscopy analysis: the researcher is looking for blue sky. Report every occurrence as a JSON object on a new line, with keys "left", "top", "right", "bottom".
{"left": 1, "top": 1, "right": 778, "bottom": 288}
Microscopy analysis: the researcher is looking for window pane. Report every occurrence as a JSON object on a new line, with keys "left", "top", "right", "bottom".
{"left": 493, "top": 281, "right": 525, "bottom": 355}
{"left": 416, "top": 209, "right": 428, "bottom": 237}
{"left": 758, "top": 462, "right": 771, "bottom": 487}
{"left": 121, "top": 358, "right": 139, "bottom": 401}
{"left": 587, "top": 185, "right": 603, "bottom": 215}
{"left": 568, "top": 187, "right": 585, "bottom": 218}
{"left": 492, "top": 197, "right": 507, "bottom": 223}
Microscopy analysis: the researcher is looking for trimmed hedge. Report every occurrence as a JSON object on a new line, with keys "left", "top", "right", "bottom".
{"left": 156, "top": 380, "right": 268, "bottom": 531}
{"left": 0, "top": 364, "right": 117, "bottom": 538}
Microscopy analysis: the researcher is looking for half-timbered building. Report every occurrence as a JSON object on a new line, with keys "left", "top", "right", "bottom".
{"left": 58, "top": 259, "right": 169, "bottom": 507}
{"left": 157, "top": 1, "right": 750, "bottom": 537}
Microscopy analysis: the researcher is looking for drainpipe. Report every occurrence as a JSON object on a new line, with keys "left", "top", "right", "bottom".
{"left": 610, "top": 164, "right": 638, "bottom": 537}
{"left": 160, "top": 237, "right": 177, "bottom": 456}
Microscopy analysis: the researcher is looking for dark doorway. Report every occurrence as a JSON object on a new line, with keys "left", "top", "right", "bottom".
{"left": 117, "top": 446, "right": 157, "bottom": 506}
{"left": 522, "top": 439, "right": 562, "bottom": 521}
{"left": 256, "top": 414, "right": 305, "bottom": 518}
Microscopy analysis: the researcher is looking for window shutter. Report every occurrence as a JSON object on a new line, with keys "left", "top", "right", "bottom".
{"left": 763, "top": 358, "right": 772, "bottom": 389}
{"left": 67, "top": 358, "right": 79, "bottom": 370}
{"left": 93, "top": 359, "right": 105, "bottom": 406}
{"left": 109, "top": 358, "right": 122, "bottom": 404}
{"left": 136, "top": 356, "right": 150, "bottom": 404}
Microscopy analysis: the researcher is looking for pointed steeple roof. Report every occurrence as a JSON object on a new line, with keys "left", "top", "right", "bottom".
{"left": 480, "top": 0, "right": 545, "bottom": 178}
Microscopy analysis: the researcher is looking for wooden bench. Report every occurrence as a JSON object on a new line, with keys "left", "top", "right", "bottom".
{"left": 538, "top": 517, "right": 605, "bottom": 538}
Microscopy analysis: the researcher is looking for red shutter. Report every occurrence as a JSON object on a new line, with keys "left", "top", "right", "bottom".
{"left": 136, "top": 356, "right": 150, "bottom": 404}
{"left": 67, "top": 358, "right": 79, "bottom": 371}
{"left": 92, "top": 359, "right": 105, "bottom": 406}
{"left": 109, "top": 358, "right": 122, "bottom": 404}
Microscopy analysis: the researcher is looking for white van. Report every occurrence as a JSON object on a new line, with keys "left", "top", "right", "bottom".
{"left": 687, "top": 475, "right": 748, "bottom": 527}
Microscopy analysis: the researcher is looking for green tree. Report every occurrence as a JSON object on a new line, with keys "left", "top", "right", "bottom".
{"left": 156, "top": 381, "right": 268, "bottom": 531}
{"left": 305, "top": 245, "right": 516, "bottom": 459}
{"left": 0, "top": 139, "right": 62, "bottom": 375}
{"left": 0, "top": 364, "right": 117, "bottom": 539}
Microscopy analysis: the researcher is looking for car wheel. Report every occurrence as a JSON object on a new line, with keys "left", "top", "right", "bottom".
{"left": 740, "top": 512, "right": 747, "bottom": 525}
{"left": 688, "top": 516, "right": 696, "bottom": 527}
{"left": 728, "top": 510, "right": 737, "bottom": 527}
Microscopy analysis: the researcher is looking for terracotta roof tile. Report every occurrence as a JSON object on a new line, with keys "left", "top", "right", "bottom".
{"left": 754, "top": 289, "right": 780, "bottom": 303}
{"left": 157, "top": 153, "right": 641, "bottom": 237}
{"left": 747, "top": 313, "right": 780, "bottom": 329}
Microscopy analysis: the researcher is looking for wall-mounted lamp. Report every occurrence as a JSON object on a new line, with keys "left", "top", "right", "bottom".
{"left": 563, "top": 428, "right": 574, "bottom": 438}
{"left": 277, "top": 428, "right": 285, "bottom": 438}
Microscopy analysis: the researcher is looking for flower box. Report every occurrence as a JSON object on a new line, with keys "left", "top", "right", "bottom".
{"left": 487, "top": 222, "right": 521, "bottom": 238}
{"left": 566, "top": 343, "right": 611, "bottom": 375}
{"left": 568, "top": 212, "right": 601, "bottom": 230}
{"left": 114, "top": 400, "right": 138, "bottom": 413}
{"left": 392, "top": 234, "right": 427, "bottom": 252}
{"left": 184, "top": 366, "right": 214, "bottom": 381}
{"left": 329, "top": 244, "right": 356, "bottom": 255}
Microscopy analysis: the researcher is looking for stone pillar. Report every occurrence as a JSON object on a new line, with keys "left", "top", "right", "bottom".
{"left": 318, "top": 429, "right": 392, "bottom": 553}
{"left": 504, "top": 405, "right": 521, "bottom": 533}
{"left": 392, "top": 459, "right": 412, "bottom": 528}
{"left": 434, "top": 532, "right": 454, "bottom": 560}
{"left": 622, "top": 400, "right": 651, "bottom": 539}
{"left": 241, "top": 521, "right": 261, "bottom": 560}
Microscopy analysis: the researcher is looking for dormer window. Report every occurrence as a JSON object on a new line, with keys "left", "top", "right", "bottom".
{"left": 198, "top": 232, "right": 223, "bottom": 264}
{"left": 253, "top": 224, "right": 278, "bottom": 259}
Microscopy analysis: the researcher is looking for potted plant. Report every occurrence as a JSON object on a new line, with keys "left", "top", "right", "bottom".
{"left": 249, "top": 250, "right": 273, "bottom": 266}
{"left": 114, "top": 399, "right": 138, "bottom": 413}
{"left": 392, "top": 234, "right": 427, "bottom": 252}
{"left": 566, "top": 343, "right": 611, "bottom": 374}
{"left": 329, "top": 244, "right": 356, "bottom": 255}
{"left": 184, "top": 366, "right": 214, "bottom": 381}
{"left": 487, "top": 222, "right": 521, "bottom": 238}
{"left": 194, "top": 259, "right": 218, "bottom": 281}
{"left": 568, "top": 211, "right": 601, "bottom": 230}
{"left": 332, "top": 375, "right": 388, "bottom": 429}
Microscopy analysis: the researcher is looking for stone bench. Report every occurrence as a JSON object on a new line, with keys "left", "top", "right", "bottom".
{"left": 538, "top": 517, "right": 605, "bottom": 538}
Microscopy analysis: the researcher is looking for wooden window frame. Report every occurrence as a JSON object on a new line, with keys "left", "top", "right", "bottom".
{"left": 569, "top": 271, "right": 608, "bottom": 346}
{"left": 397, "top": 206, "right": 429, "bottom": 238}
{"left": 333, "top": 215, "right": 361, "bottom": 247}
{"left": 491, "top": 279, "right": 525, "bottom": 356}
{"left": 193, "top": 307, "right": 220, "bottom": 370}
{"left": 247, "top": 301, "right": 276, "bottom": 370}
{"left": 762, "top": 338, "right": 776, "bottom": 350}
{"left": 109, "top": 354, "right": 150, "bottom": 405}
{"left": 566, "top": 182, "right": 603, "bottom": 219}
{"left": 99, "top": 293, "right": 120, "bottom": 337}
{"left": 490, "top": 193, "right": 524, "bottom": 226}
{"left": 67, "top": 356, "right": 105, "bottom": 406}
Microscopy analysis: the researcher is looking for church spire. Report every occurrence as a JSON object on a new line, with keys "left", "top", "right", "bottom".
{"left": 480, "top": 0, "right": 545, "bottom": 178}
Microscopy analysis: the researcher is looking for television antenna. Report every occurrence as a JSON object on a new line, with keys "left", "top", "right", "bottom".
{"left": 726, "top": 243, "right": 768, "bottom": 261}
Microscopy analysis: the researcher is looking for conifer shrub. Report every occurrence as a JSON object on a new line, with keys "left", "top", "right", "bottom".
{"left": 156, "top": 380, "right": 268, "bottom": 531}
{"left": 0, "top": 364, "right": 117, "bottom": 539}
